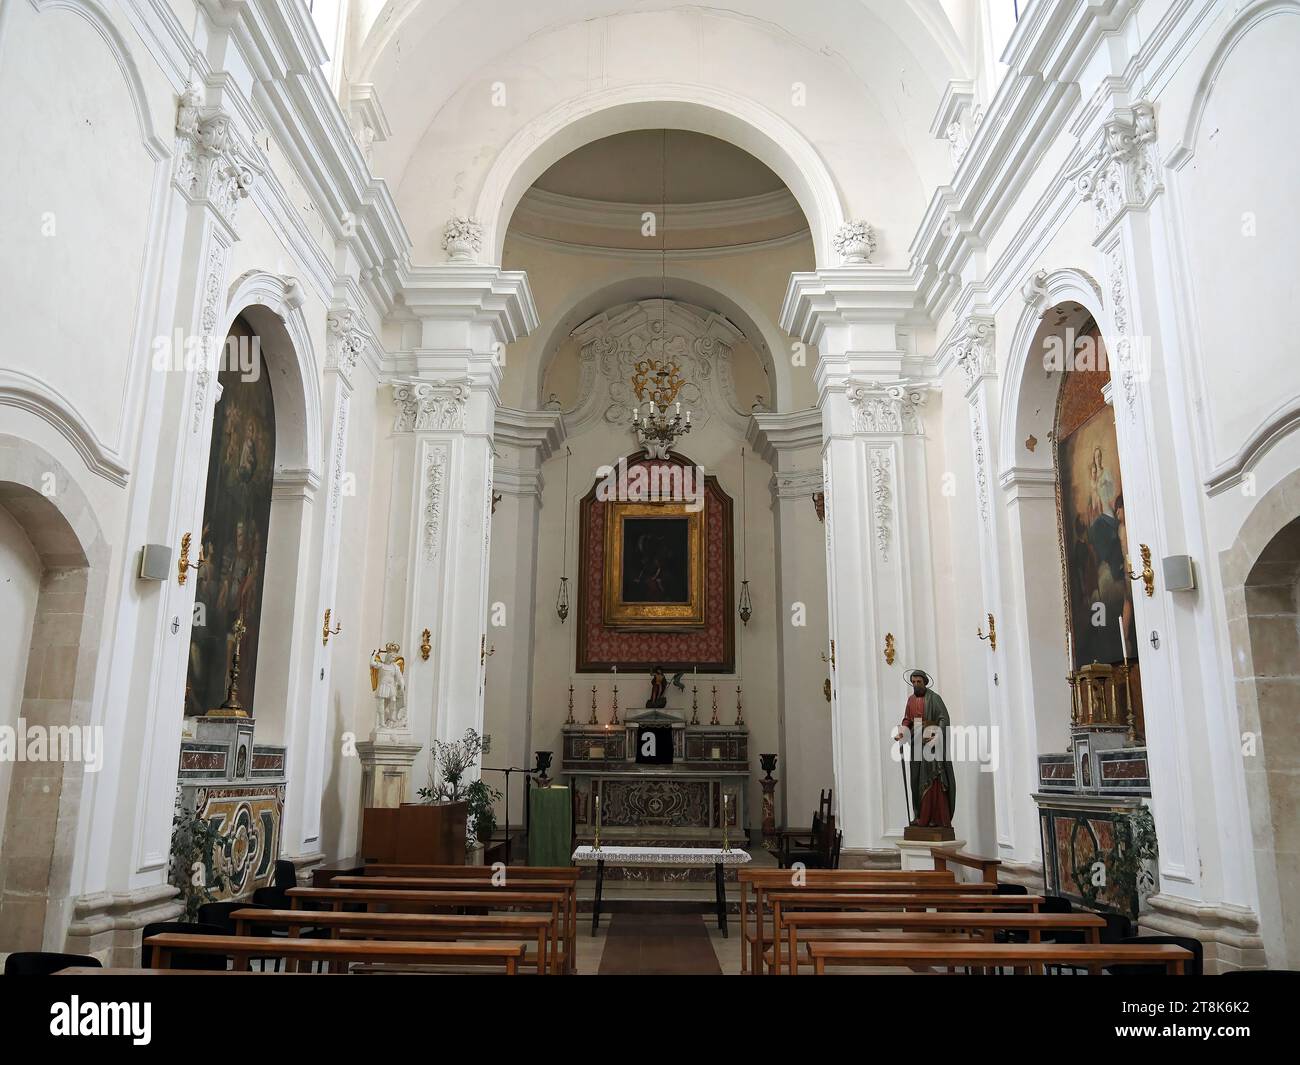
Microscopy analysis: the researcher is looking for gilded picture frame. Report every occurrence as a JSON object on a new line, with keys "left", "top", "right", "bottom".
{"left": 602, "top": 501, "right": 706, "bottom": 628}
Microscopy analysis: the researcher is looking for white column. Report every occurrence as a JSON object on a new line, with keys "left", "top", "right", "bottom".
{"left": 67, "top": 73, "right": 268, "bottom": 955}
{"left": 280, "top": 304, "right": 365, "bottom": 861}
{"left": 487, "top": 407, "right": 564, "bottom": 827}
{"left": 782, "top": 270, "right": 940, "bottom": 860}
{"left": 749, "top": 410, "right": 829, "bottom": 829}
{"left": 950, "top": 316, "right": 1040, "bottom": 864}
{"left": 1077, "top": 99, "right": 1262, "bottom": 962}
{"left": 381, "top": 265, "right": 538, "bottom": 788}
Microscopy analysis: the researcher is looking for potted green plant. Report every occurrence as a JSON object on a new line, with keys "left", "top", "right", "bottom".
{"left": 168, "top": 805, "right": 231, "bottom": 921}
{"left": 417, "top": 728, "right": 500, "bottom": 851}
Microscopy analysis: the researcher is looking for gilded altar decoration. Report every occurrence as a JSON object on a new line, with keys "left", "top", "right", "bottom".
{"left": 884, "top": 632, "right": 896, "bottom": 665}
{"left": 602, "top": 499, "right": 705, "bottom": 628}
{"left": 1127, "top": 543, "right": 1155, "bottom": 598}
{"left": 177, "top": 531, "right": 205, "bottom": 585}
{"left": 321, "top": 608, "right": 341, "bottom": 645}
{"left": 976, "top": 612, "right": 997, "bottom": 652}
{"left": 420, "top": 628, "right": 431, "bottom": 661}
{"left": 209, "top": 616, "right": 249, "bottom": 718}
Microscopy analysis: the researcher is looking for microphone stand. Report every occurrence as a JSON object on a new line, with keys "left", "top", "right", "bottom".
{"left": 481, "top": 766, "right": 540, "bottom": 866}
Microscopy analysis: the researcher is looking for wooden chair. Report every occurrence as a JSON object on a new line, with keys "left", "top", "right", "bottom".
{"left": 4, "top": 952, "right": 101, "bottom": 976}
{"left": 780, "top": 815, "right": 837, "bottom": 870}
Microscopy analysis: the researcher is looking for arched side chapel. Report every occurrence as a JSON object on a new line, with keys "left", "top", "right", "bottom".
{"left": 0, "top": 0, "right": 1295, "bottom": 976}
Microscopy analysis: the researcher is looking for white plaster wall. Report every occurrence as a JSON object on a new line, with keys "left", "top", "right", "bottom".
{"left": 0, "top": 1, "right": 158, "bottom": 462}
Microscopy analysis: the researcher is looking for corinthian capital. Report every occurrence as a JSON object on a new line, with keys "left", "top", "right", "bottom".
{"left": 845, "top": 380, "right": 930, "bottom": 436}
{"left": 174, "top": 86, "right": 261, "bottom": 229}
{"left": 949, "top": 316, "right": 996, "bottom": 391}
{"left": 1073, "top": 101, "right": 1160, "bottom": 237}
{"left": 392, "top": 379, "right": 470, "bottom": 432}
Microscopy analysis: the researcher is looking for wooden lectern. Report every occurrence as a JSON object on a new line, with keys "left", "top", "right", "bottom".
{"left": 361, "top": 802, "right": 468, "bottom": 865}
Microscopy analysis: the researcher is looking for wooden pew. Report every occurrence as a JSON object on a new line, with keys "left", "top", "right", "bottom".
{"left": 286, "top": 886, "right": 567, "bottom": 974}
{"left": 807, "top": 940, "right": 1193, "bottom": 975}
{"left": 771, "top": 909, "right": 1104, "bottom": 975}
{"left": 737, "top": 868, "right": 958, "bottom": 973}
{"left": 746, "top": 878, "right": 999, "bottom": 975}
{"left": 932, "top": 847, "right": 1001, "bottom": 885}
{"left": 230, "top": 908, "right": 555, "bottom": 975}
{"left": 145, "top": 933, "right": 528, "bottom": 974}
{"left": 328, "top": 875, "right": 577, "bottom": 974}
{"left": 362, "top": 864, "right": 578, "bottom": 880}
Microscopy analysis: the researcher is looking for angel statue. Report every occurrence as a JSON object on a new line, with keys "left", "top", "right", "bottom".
{"left": 370, "top": 642, "right": 407, "bottom": 733}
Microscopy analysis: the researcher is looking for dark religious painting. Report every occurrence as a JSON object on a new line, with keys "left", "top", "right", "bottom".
{"left": 186, "top": 317, "right": 275, "bottom": 716}
{"left": 578, "top": 454, "right": 733, "bottom": 671}
{"left": 620, "top": 517, "right": 690, "bottom": 603}
{"left": 1054, "top": 323, "right": 1142, "bottom": 730}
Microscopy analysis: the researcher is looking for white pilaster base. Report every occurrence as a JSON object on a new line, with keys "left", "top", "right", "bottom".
{"left": 1140, "top": 894, "right": 1267, "bottom": 973}
{"left": 357, "top": 737, "right": 423, "bottom": 816}
{"left": 893, "top": 836, "right": 967, "bottom": 873}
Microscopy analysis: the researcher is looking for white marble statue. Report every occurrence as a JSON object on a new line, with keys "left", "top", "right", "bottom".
{"left": 370, "top": 643, "right": 407, "bottom": 733}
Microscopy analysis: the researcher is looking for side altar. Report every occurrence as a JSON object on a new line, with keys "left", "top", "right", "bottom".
{"left": 563, "top": 709, "right": 750, "bottom": 863}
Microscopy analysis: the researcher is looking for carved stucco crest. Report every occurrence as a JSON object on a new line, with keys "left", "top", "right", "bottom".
{"left": 393, "top": 380, "right": 469, "bottom": 432}
{"left": 846, "top": 380, "right": 929, "bottom": 436}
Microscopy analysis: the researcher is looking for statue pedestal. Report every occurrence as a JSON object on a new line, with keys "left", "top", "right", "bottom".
{"left": 759, "top": 776, "right": 778, "bottom": 843}
{"left": 893, "top": 836, "right": 966, "bottom": 873}
{"left": 357, "top": 734, "right": 422, "bottom": 813}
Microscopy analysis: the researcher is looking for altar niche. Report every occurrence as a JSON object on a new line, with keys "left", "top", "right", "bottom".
{"left": 186, "top": 315, "right": 275, "bottom": 718}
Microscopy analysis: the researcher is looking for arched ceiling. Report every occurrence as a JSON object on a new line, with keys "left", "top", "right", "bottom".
{"left": 533, "top": 130, "right": 784, "bottom": 204}
{"left": 354, "top": 0, "right": 969, "bottom": 191}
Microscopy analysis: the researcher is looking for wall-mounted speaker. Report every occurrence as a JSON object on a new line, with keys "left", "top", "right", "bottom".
{"left": 1161, "top": 554, "right": 1196, "bottom": 593}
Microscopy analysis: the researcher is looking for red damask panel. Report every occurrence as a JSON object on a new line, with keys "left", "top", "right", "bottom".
{"left": 577, "top": 455, "right": 734, "bottom": 672}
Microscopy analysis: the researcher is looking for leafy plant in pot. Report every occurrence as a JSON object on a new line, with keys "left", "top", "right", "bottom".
{"left": 417, "top": 727, "right": 500, "bottom": 849}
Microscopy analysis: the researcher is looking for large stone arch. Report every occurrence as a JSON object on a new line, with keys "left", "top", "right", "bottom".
{"left": 1219, "top": 464, "right": 1300, "bottom": 968}
{"left": 0, "top": 435, "right": 110, "bottom": 953}
{"left": 475, "top": 87, "right": 848, "bottom": 270}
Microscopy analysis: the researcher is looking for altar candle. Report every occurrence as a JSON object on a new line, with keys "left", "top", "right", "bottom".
{"left": 595, "top": 794, "right": 601, "bottom": 830}
{"left": 676, "top": 401, "right": 681, "bottom": 415}
{"left": 1066, "top": 631, "right": 1074, "bottom": 670}
{"left": 1118, "top": 618, "right": 1129, "bottom": 662}
{"left": 685, "top": 411, "right": 691, "bottom": 425}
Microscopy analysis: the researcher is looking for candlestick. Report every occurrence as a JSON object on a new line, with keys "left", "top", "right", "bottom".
{"left": 690, "top": 681, "right": 699, "bottom": 725}
{"left": 566, "top": 682, "right": 575, "bottom": 725}
{"left": 610, "top": 682, "right": 620, "bottom": 725}
{"left": 1118, "top": 617, "right": 1129, "bottom": 662}
{"left": 594, "top": 793, "right": 601, "bottom": 851}
{"left": 722, "top": 794, "right": 730, "bottom": 852}
{"left": 710, "top": 684, "right": 719, "bottom": 726}
{"left": 735, "top": 684, "right": 744, "bottom": 726}
{"left": 589, "top": 685, "right": 599, "bottom": 725}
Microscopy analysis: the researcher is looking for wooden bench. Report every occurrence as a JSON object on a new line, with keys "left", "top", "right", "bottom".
{"left": 746, "top": 879, "right": 1000, "bottom": 974}
{"left": 144, "top": 933, "right": 528, "bottom": 974}
{"left": 932, "top": 847, "right": 1001, "bottom": 885}
{"left": 771, "top": 910, "right": 1104, "bottom": 975}
{"left": 230, "top": 908, "right": 556, "bottom": 975}
{"left": 286, "top": 886, "right": 568, "bottom": 974}
{"left": 806, "top": 940, "right": 1193, "bottom": 975}
{"left": 327, "top": 875, "right": 577, "bottom": 974}
{"left": 737, "top": 868, "right": 958, "bottom": 972}
{"left": 362, "top": 864, "right": 578, "bottom": 881}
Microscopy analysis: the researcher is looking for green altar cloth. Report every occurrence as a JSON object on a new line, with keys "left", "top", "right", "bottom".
{"left": 528, "top": 785, "right": 572, "bottom": 867}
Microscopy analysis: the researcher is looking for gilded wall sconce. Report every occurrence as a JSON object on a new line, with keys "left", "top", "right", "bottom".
{"left": 884, "top": 632, "right": 896, "bottom": 665}
{"left": 176, "top": 532, "right": 206, "bottom": 585}
{"left": 321, "top": 608, "right": 341, "bottom": 645}
{"left": 420, "top": 628, "right": 431, "bottom": 661}
{"left": 976, "top": 613, "right": 997, "bottom": 652}
{"left": 1127, "top": 544, "right": 1155, "bottom": 598}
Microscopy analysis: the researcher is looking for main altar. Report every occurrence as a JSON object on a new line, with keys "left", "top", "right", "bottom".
{"left": 562, "top": 709, "right": 750, "bottom": 870}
